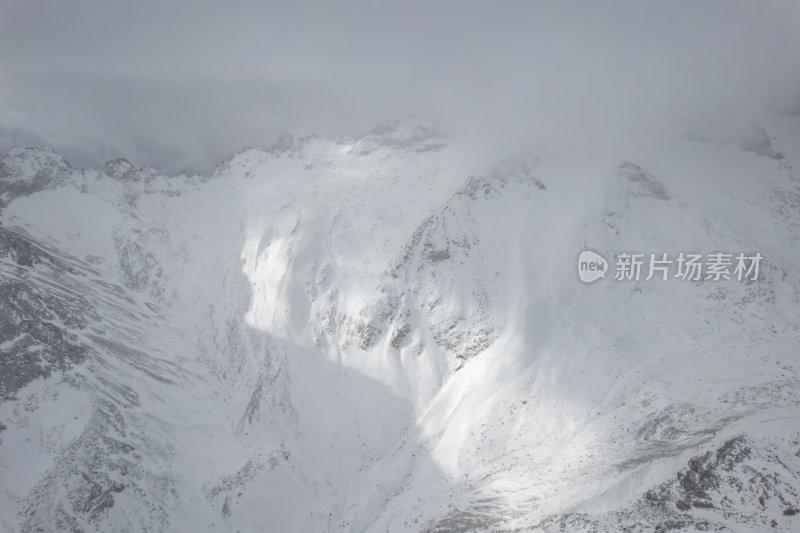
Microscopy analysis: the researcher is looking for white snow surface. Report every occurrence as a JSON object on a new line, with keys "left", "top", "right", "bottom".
{"left": 1, "top": 117, "right": 800, "bottom": 532}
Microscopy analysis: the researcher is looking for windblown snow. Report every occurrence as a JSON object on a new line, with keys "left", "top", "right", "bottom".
{"left": 1, "top": 117, "right": 800, "bottom": 532}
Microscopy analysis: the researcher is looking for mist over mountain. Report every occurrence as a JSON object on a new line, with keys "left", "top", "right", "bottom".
{"left": 2, "top": 1, "right": 800, "bottom": 173}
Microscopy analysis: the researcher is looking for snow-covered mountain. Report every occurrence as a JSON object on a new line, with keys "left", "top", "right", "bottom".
{"left": 1, "top": 116, "right": 800, "bottom": 532}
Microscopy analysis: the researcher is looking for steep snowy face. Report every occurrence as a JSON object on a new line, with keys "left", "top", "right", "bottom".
{"left": 1, "top": 116, "right": 800, "bottom": 532}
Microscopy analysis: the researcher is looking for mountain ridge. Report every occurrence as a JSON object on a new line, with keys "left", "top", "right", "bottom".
{"left": 1, "top": 116, "right": 800, "bottom": 531}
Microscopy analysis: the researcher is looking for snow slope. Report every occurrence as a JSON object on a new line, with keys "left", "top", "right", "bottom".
{"left": 1, "top": 116, "right": 800, "bottom": 532}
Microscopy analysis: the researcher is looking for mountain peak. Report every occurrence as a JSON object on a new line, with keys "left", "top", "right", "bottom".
{"left": 1, "top": 147, "right": 72, "bottom": 179}
{"left": 103, "top": 158, "right": 137, "bottom": 180}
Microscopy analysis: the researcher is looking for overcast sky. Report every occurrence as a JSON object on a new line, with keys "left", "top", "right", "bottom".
{"left": 1, "top": 1, "right": 798, "bottom": 173}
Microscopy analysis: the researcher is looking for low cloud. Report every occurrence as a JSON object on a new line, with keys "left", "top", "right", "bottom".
{"left": 1, "top": 1, "right": 798, "bottom": 174}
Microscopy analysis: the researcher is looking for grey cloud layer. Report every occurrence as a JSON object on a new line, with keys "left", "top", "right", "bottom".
{"left": 1, "top": 1, "right": 798, "bottom": 173}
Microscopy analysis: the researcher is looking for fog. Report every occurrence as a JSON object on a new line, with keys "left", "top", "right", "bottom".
{"left": 1, "top": 1, "right": 798, "bottom": 173}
